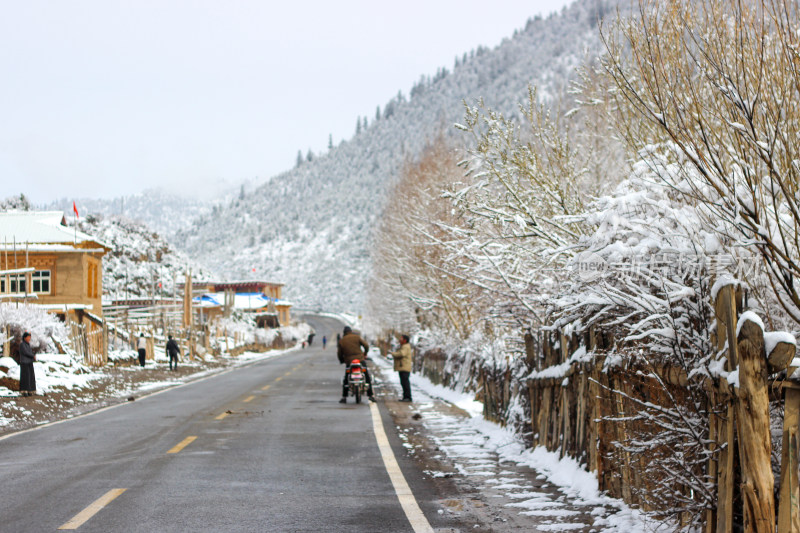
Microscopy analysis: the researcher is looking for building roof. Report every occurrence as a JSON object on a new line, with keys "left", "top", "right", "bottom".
{"left": 0, "top": 211, "right": 105, "bottom": 248}
{"left": 183, "top": 280, "right": 285, "bottom": 291}
{"left": 194, "top": 292, "right": 292, "bottom": 310}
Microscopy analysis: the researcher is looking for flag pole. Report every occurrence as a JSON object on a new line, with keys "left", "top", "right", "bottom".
{"left": 73, "top": 201, "right": 78, "bottom": 243}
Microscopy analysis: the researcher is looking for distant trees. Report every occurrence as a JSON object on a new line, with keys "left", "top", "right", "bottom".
{"left": 295, "top": 150, "right": 303, "bottom": 168}
{"left": 368, "top": 135, "right": 484, "bottom": 338}
{"left": 0, "top": 193, "right": 31, "bottom": 211}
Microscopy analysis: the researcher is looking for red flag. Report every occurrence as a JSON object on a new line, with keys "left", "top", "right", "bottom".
{"left": 73, "top": 201, "right": 79, "bottom": 218}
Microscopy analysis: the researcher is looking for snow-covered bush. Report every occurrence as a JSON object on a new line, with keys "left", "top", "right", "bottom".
{"left": 0, "top": 303, "right": 67, "bottom": 354}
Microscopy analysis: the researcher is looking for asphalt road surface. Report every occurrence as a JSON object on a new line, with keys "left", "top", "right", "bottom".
{"left": 0, "top": 315, "right": 445, "bottom": 532}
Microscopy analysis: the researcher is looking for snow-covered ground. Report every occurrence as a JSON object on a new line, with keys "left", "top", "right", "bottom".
{"left": 371, "top": 355, "right": 656, "bottom": 532}
{"left": 0, "top": 354, "right": 102, "bottom": 396}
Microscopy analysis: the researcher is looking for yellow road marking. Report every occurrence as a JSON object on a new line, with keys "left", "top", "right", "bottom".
{"left": 58, "top": 488, "right": 127, "bottom": 530}
{"left": 369, "top": 403, "right": 434, "bottom": 533}
{"left": 167, "top": 436, "right": 197, "bottom": 454}
{"left": 215, "top": 412, "right": 229, "bottom": 420}
{"left": 243, "top": 395, "right": 255, "bottom": 403}
{"left": 284, "top": 370, "right": 292, "bottom": 376}
{"left": 261, "top": 384, "right": 271, "bottom": 391}
{"left": 275, "top": 376, "right": 282, "bottom": 382}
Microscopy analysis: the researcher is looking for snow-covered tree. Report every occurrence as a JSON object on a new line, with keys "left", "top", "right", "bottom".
{"left": 601, "top": 0, "right": 800, "bottom": 328}
{"left": 0, "top": 194, "right": 31, "bottom": 211}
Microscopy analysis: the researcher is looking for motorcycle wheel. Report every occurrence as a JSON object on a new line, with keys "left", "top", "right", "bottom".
{"left": 355, "top": 387, "right": 362, "bottom": 404}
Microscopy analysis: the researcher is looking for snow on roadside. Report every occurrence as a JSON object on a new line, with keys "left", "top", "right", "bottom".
{"left": 0, "top": 354, "right": 103, "bottom": 397}
{"left": 373, "top": 355, "right": 656, "bottom": 532}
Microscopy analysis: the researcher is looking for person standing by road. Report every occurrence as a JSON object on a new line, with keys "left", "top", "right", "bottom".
{"left": 137, "top": 333, "right": 147, "bottom": 368}
{"left": 322, "top": 335, "right": 327, "bottom": 349}
{"left": 392, "top": 334, "right": 414, "bottom": 402}
{"left": 166, "top": 335, "right": 180, "bottom": 371}
{"left": 18, "top": 332, "right": 36, "bottom": 397}
{"left": 337, "top": 326, "right": 375, "bottom": 403}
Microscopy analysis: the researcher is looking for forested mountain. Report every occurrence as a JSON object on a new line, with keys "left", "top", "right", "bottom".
{"left": 173, "top": 0, "right": 617, "bottom": 312}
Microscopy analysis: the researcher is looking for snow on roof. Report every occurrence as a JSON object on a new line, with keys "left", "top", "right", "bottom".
{"left": 0, "top": 211, "right": 105, "bottom": 248}
{"left": 193, "top": 292, "right": 291, "bottom": 310}
{"left": 210, "top": 279, "right": 285, "bottom": 287}
{"left": 36, "top": 303, "right": 94, "bottom": 311}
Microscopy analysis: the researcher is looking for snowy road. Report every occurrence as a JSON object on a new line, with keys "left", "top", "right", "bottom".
{"left": 0, "top": 315, "right": 452, "bottom": 532}
{"left": 0, "top": 314, "right": 644, "bottom": 532}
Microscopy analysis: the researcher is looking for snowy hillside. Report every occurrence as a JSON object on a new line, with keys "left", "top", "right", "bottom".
{"left": 78, "top": 214, "right": 211, "bottom": 301}
{"left": 174, "top": 0, "right": 617, "bottom": 313}
{"left": 48, "top": 189, "right": 215, "bottom": 239}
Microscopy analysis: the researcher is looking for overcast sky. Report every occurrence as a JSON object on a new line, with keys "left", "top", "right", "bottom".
{"left": 0, "top": 0, "right": 574, "bottom": 204}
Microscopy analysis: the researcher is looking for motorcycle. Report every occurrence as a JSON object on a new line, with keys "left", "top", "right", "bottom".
{"left": 346, "top": 359, "right": 368, "bottom": 404}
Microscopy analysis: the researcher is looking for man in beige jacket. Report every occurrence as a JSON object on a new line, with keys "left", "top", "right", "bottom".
{"left": 392, "top": 334, "right": 413, "bottom": 402}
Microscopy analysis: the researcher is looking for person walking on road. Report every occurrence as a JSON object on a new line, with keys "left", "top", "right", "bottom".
{"left": 322, "top": 335, "right": 327, "bottom": 349}
{"left": 166, "top": 335, "right": 180, "bottom": 371}
{"left": 337, "top": 326, "right": 375, "bottom": 403}
{"left": 392, "top": 334, "right": 414, "bottom": 402}
{"left": 137, "top": 333, "right": 147, "bottom": 368}
{"left": 18, "top": 332, "right": 36, "bottom": 397}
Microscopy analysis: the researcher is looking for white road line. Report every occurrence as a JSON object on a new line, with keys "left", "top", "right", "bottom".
{"left": 369, "top": 402, "right": 434, "bottom": 533}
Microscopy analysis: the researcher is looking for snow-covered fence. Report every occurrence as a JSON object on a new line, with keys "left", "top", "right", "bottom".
{"left": 414, "top": 282, "right": 800, "bottom": 531}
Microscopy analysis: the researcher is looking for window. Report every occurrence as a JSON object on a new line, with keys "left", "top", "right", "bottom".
{"left": 32, "top": 270, "right": 51, "bottom": 294}
{"left": 3, "top": 274, "right": 27, "bottom": 294}
{"left": 87, "top": 263, "right": 99, "bottom": 299}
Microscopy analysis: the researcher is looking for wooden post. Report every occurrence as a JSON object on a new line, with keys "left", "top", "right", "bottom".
{"left": 524, "top": 332, "right": 536, "bottom": 367}
{"left": 102, "top": 322, "right": 108, "bottom": 363}
{"left": 715, "top": 283, "right": 739, "bottom": 533}
{"left": 613, "top": 374, "right": 633, "bottom": 503}
{"left": 3, "top": 326, "right": 9, "bottom": 357}
{"left": 779, "top": 387, "right": 800, "bottom": 532}
{"left": 736, "top": 317, "right": 775, "bottom": 533}
{"left": 183, "top": 272, "right": 192, "bottom": 329}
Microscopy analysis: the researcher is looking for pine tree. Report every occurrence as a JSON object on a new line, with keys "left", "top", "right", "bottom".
{"left": 375, "top": 106, "right": 381, "bottom": 121}
{"left": 306, "top": 149, "right": 314, "bottom": 162}
{"left": 296, "top": 150, "right": 303, "bottom": 167}
{"left": 362, "top": 116, "right": 368, "bottom": 130}
{"left": 356, "top": 117, "right": 361, "bottom": 135}
{"left": 239, "top": 184, "right": 245, "bottom": 200}
{"left": 328, "top": 134, "right": 334, "bottom": 150}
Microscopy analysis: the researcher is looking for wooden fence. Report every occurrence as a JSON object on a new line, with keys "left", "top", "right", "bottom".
{"left": 62, "top": 302, "right": 258, "bottom": 367}
{"left": 416, "top": 282, "right": 800, "bottom": 532}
